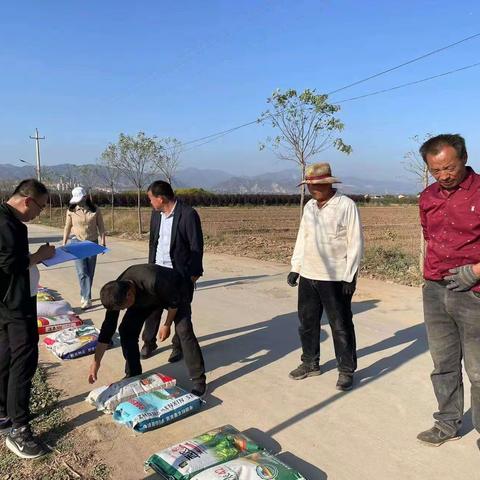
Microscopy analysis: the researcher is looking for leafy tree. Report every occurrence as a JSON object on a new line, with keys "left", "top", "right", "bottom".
{"left": 101, "top": 132, "right": 161, "bottom": 235}
{"left": 154, "top": 137, "right": 182, "bottom": 185}
{"left": 259, "top": 88, "right": 352, "bottom": 219}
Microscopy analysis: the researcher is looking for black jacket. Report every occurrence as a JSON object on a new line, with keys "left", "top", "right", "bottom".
{"left": 148, "top": 200, "right": 204, "bottom": 279}
{"left": 0, "top": 203, "right": 36, "bottom": 318}
{"left": 98, "top": 264, "right": 189, "bottom": 344}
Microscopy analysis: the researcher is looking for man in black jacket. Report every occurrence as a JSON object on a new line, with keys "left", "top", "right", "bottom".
{"left": 0, "top": 179, "right": 55, "bottom": 459}
{"left": 140, "top": 181, "right": 204, "bottom": 362}
{"left": 88, "top": 264, "right": 206, "bottom": 396}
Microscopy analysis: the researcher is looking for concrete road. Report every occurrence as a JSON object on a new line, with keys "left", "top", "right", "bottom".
{"left": 29, "top": 223, "right": 479, "bottom": 479}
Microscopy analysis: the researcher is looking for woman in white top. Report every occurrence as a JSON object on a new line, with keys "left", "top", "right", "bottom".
{"left": 62, "top": 186, "right": 106, "bottom": 309}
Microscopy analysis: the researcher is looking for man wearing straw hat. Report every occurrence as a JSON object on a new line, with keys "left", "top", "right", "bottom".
{"left": 287, "top": 162, "right": 364, "bottom": 391}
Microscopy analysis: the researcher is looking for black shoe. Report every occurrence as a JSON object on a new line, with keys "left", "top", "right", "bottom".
{"left": 168, "top": 349, "right": 183, "bottom": 363}
{"left": 6, "top": 425, "right": 49, "bottom": 459}
{"left": 191, "top": 384, "right": 207, "bottom": 399}
{"left": 0, "top": 417, "right": 12, "bottom": 436}
{"left": 288, "top": 363, "right": 321, "bottom": 380}
{"left": 477, "top": 438, "right": 480, "bottom": 451}
{"left": 416, "top": 426, "right": 460, "bottom": 447}
{"left": 336, "top": 373, "right": 354, "bottom": 391}
{"left": 140, "top": 342, "right": 157, "bottom": 360}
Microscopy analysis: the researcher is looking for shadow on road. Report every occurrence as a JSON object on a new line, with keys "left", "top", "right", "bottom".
{"left": 199, "top": 299, "right": 379, "bottom": 393}
{"left": 197, "top": 273, "right": 282, "bottom": 290}
{"left": 266, "top": 322, "right": 428, "bottom": 437}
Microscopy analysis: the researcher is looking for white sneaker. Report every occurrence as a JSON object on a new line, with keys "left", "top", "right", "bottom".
{"left": 81, "top": 298, "right": 92, "bottom": 310}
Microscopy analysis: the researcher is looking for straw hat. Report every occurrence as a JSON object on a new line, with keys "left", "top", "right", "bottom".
{"left": 298, "top": 162, "right": 341, "bottom": 186}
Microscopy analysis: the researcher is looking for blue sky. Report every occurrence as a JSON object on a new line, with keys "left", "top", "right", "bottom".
{"left": 1, "top": 0, "right": 479, "bottom": 180}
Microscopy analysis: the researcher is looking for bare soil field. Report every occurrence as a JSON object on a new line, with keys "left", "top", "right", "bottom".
{"left": 36, "top": 204, "right": 422, "bottom": 283}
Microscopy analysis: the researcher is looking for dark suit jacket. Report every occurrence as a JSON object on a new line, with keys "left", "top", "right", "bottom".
{"left": 0, "top": 203, "right": 36, "bottom": 319}
{"left": 98, "top": 264, "right": 189, "bottom": 344}
{"left": 148, "top": 199, "right": 204, "bottom": 279}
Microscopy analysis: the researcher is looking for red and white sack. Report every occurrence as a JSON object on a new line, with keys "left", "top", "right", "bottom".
{"left": 37, "top": 314, "right": 83, "bottom": 334}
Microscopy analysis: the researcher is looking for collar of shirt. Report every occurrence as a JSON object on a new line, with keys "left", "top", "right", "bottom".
{"left": 430, "top": 166, "right": 475, "bottom": 197}
{"left": 311, "top": 190, "right": 341, "bottom": 210}
{"left": 161, "top": 201, "right": 177, "bottom": 219}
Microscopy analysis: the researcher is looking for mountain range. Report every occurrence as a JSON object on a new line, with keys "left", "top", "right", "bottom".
{"left": 0, "top": 163, "right": 419, "bottom": 195}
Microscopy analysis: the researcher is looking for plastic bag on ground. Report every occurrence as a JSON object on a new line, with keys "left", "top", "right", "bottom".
{"left": 87, "top": 372, "right": 176, "bottom": 413}
{"left": 145, "top": 425, "right": 263, "bottom": 480}
{"left": 44, "top": 325, "right": 99, "bottom": 359}
{"left": 113, "top": 386, "right": 202, "bottom": 433}
{"left": 190, "top": 452, "right": 307, "bottom": 480}
{"left": 37, "top": 314, "right": 83, "bottom": 334}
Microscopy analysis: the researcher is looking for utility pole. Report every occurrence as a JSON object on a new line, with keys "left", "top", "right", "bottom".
{"left": 29, "top": 128, "right": 45, "bottom": 182}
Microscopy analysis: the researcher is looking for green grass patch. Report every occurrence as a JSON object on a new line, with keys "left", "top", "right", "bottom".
{"left": 361, "top": 246, "right": 422, "bottom": 286}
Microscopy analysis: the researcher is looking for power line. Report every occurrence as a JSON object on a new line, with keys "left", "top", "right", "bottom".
{"left": 326, "top": 32, "right": 480, "bottom": 95}
{"left": 178, "top": 32, "right": 480, "bottom": 151}
{"left": 336, "top": 61, "right": 480, "bottom": 104}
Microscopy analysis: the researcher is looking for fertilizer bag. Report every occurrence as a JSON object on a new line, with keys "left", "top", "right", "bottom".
{"left": 113, "top": 386, "right": 202, "bottom": 433}
{"left": 37, "top": 314, "right": 83, "bottom": 334}
{"left": 87, "top": 372, "right": 176, "bottom": 413}
{"left": 191, "top": 452, "right": 307, "bottom": 480}
{"left": 145, "top": 424, "right": 263, "bottom": 480}
{"left": 44, "top": 325, "right": 99, "bottom": 359}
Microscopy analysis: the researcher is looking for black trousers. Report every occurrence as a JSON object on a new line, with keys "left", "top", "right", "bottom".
{"left": 298, "top": 276, "right": 357, "bottom": 373}
{"left": 142, "top": 280, "right": 194, "bottom": 352}
{"left": 0, "top": 310, "right": 39, "bottom": 428}
{"left": 120, "top": 303, "right": 206, "bottom": 386}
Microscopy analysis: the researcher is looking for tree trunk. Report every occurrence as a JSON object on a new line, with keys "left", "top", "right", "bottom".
{"left": 111, "top": 190, "right": 115, "bottom": 232}
{"left": 49, "top": 194, "right": 52, "bottom": 222}
{"left": 419, "top": 163, "right": 429, "bottom": 271}
{"left": 58, "top": 191, "right": 63, "bottom": 222}
{"left": 137, "top": 187, "right": 142, "bottom": 236}
{"left": 299, "top": 161, "right": 306, "bottom": 222}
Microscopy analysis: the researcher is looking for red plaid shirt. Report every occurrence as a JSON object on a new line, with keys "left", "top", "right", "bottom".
{"left": 419, "top": 167, "right": 480, "bottom": 291}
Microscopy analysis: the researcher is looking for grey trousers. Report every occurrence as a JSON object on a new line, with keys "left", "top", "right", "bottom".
{"left": 423, "top": 280, "right": 480, "bottom": 435}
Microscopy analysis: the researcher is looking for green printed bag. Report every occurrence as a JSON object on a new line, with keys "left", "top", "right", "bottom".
{"left": 145, "top": 425, "right": 262, "bottom": 479}
{"left": 191, "top": 452, "right": 307, "bottom": 480}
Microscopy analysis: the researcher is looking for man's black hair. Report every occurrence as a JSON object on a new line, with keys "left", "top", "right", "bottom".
{"left": 100, "top": 280, "right": 132, "bottom": 310}
{"left": 419, "top": 134, "right": 467, "bottom": 163}
{"left": 147, "top": 180, "right": 175, "bottom": 200}
{"left": 12, "top": 179, "right": 49, "bottom": 198}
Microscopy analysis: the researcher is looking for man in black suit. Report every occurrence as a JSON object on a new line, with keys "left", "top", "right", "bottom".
{"left": 88, "top": 264, "right": 206, "bottom": 396}
{"left": 140, "top": 181, "right": 204, "bottom": 363}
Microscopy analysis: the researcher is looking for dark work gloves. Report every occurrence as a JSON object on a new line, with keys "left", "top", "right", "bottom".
{"left": 342, "top": 272, "right": 358, "bottom": 296}
{"left": 287, "top": 272, "right": 300, "bottom": 287}
{"left": 444, "top": 265, "right": 480, "bottom": 292}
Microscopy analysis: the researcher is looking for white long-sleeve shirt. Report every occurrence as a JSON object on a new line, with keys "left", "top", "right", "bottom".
{"left": 155, "top": 203, "right": 177, "bottom": 268}
{"left": 291, "top": 193, "right": 364, "bottom": 282}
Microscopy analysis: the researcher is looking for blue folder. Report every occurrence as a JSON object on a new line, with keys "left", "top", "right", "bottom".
{"left": 42, "top": 240, "right": 109, "bottom": 267}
